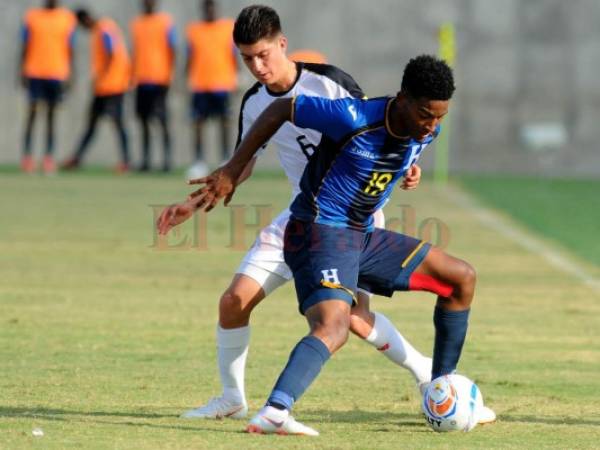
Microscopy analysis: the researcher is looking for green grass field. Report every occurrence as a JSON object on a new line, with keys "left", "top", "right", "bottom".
{"left": 1, "top": 171, "right": 599, "bottom": 449}
{"left": 460, "top": 176, "right": 600, "bottom": 267}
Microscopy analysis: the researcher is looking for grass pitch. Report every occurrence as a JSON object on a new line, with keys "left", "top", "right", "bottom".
{"left": 1, "top": 170, "right": 599, "bottom": 449}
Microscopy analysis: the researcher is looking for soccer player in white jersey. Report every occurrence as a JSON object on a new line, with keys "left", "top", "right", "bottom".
{"left": 159, "top": 5, "right": 432, "bottom": 420}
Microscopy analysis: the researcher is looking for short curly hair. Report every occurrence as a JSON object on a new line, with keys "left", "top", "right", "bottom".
{"left": 401, "top": 55, "right": 455, "bottom": 100}
{"left": 233, "top": 5, "right": 281, "bottom": 45}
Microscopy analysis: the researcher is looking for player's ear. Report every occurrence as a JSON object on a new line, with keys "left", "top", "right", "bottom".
{"left": 279, "top": 34, "right": 288, "bottom": 53}
{"left": 397, "top": 91, "right": 414, "bottom": 108}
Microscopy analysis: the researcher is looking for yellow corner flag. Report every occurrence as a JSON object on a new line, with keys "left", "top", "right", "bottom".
{"left": 435, "top": 22, "right": 456, "bottom": 186}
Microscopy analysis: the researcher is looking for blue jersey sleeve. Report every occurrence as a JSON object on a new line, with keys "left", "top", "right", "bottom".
{"left": 167, "top": 26, "right": 177, "bottom": 50}
{"left": 292, "top": 96, "right": 366, "bottom": 142}
{"left": 102, "top": 31, "right": 114, "bottom": 55}
{"left": 69, "top": 30, "right": 76, "bottom": 49}
{"left": 21, "top": 23, "right": 29, "bottom": 44}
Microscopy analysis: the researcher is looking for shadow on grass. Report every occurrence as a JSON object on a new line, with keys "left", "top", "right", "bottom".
{"left": 0, "top": 406, "right": 429, "bottom": 433}
{"left": 500, "top": 414, "right": 600, "bottom": 426}
{"left": 0, "top": 406, "right": 173, "bottom": 420}
{"left": 303, "top": 409, "right": 428, "bottom": 432}
{"left": 0, "top": 406, "right": 245, "bottom": 434}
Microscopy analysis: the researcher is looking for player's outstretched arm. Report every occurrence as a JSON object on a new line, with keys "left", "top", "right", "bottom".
{"left": 156, "top": 199, "right": 198, "bottom": 236}
{"left": 400, "top": 164, "right": 422, "bottom": 190}
{"left": 187, "top": 98, "right": 293, "bottom": 211}
{"left": 233, "top": 156, "right": 258, "bottom": 187}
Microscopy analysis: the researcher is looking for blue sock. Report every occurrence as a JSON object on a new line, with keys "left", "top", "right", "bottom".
{"left": 267, "top": 335, "right": 331, "bottom": 411}
{"left": 432, "top": 307, "right": 470, "bottom": 379}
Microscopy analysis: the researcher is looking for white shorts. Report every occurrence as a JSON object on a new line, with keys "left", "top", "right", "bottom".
{"left": 236, "top": 208, "right": 386, "bottom": 296}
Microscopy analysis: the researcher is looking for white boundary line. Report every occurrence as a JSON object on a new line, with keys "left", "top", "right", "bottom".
{"left": 442, "top": 185, "right": 600, "bottom": 293}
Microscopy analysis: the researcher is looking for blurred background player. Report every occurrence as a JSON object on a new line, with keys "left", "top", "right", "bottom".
{"left": 130, "top": 0, "right": 176, "bottom": 172}
{"left": 185, "top": 0, "right": 237, "bottom": 179}
{"left": 61, "top": 9, "right": 131, "bottom": 173}
{"left": 19, "top": 0, "right": 76, "bottom": 174}
{"left": 288, "top": 49, "right": 327, "bottom": 64}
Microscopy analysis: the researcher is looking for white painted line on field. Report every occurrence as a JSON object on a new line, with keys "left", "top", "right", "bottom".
{"left": 442, "top": 185, "right": 600, "bottom": 293}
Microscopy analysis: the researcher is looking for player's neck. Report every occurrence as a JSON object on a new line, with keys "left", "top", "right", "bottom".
{"left": 387, "top": 100, "right": 410, "bottom": 138}
{"left": 267, "top": 59, "right": 298, "bottom": 93}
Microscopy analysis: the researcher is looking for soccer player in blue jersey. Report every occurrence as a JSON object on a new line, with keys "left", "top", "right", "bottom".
{"left": 165, "top": 54, "right": 495, "bottom": 435}
{"left": 159, "top": 5, "right": 435, "bottom": 422}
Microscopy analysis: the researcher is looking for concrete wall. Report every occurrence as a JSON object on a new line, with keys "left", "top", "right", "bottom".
{"left": 2, "top": 0, "right": 599, "bottom": 176}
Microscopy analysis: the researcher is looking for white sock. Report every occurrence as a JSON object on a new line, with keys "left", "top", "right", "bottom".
{"left": 365, "top": 312, "right": 432, "bottom": 385}
{"left": 217, "top": 325, "right": 250, "bottom": 405}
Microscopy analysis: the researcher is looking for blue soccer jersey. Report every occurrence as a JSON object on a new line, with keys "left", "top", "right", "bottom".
{"left": 290, "top": 95, "right": 439, "bottom": 231}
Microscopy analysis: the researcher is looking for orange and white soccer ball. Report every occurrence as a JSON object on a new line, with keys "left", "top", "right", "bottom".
{"left": 422, "top": 374, "right": 483, "bottom": 432}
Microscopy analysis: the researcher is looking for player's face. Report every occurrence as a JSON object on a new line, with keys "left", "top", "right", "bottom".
{"left": 238, "top": 35, "right": 288, "bottom": 85}
{"left": 402, "top": 96, "right": 449, "bottom": 141}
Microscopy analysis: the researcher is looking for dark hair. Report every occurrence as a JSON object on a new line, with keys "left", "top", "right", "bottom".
{"left": 401, "top": 55, "right": 455, "bottom": 100}
{"left": 75, "top": 8, "right": 91, "bottom": 23}
{"left": 233, "top": 5, "right": 281, "bottom": 45}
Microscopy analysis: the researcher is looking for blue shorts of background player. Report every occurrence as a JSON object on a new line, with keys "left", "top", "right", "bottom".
{"left": 191, "top": 91, "right": 230, "bottom": 119}
{"left": 27, "top": 78, "right": 64, "bottom": 105}
{"left": 136, "top": 84, "right": 169, "bottom": 121}
{"left": 284, "top": 220, "right": 431, "bottom": 315}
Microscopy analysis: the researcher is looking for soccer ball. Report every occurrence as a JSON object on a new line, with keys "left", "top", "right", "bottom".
{"left": 422, "top": 374, "right": 483, "bottom": 432}
{"left": 185, "top": 161, "right": 209, "bottom": 182}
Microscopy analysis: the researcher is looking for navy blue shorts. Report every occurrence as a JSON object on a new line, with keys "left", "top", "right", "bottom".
{"left": 27, "top": 78, "right": 64, "bottom": 104}
{"left": 91, "top": 94, "right": 124, "bottom": 119}
{"left": 283, "top": 220, "right": 431, "bottom": 314}
{"left": 191, "top": 92, "right": 230, "bottom": 119}
{"left": 136, "top": 84, "right": 169, "bottom": 120}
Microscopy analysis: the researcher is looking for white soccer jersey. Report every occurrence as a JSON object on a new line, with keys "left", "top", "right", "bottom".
{"left": 236, "top": 62, "right": 364, "bottom": 198}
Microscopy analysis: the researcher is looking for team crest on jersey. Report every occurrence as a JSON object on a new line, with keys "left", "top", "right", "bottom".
{"left": 321, "top": 269, "right": 341, "bottom": 284}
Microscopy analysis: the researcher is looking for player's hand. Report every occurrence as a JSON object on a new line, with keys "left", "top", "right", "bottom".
{"left": 156, "top": 201, "right": 196, "bottom": 235}
{"left": 187, "top": 167, "right": 237, "bottom": 212}
{"left": 401, "top": 164, "right": 421, "bottom": 190}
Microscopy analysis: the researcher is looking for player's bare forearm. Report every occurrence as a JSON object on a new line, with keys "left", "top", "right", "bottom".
{"left": 187, "top": 99, "right": 292, "bottom": 211}
{"left": 66, "top": 50, "right": 75, "bottom": 91}
{"left": 225, "top": 98, "right": 292, "bottom": 179}
{"left": 168, "top": 49, "right": 176, "bottom": 79}
{"left": 235, "top": 157, "right": 258, "bottom": 187}
{"left": 18, "top": 46, "right": 27, "bottom": 88}
{"left": 184, "top": 55, "right": 190, "bottom": 79}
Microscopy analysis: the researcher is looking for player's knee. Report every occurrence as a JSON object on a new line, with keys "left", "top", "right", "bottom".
{"left": 312, "top": 314, "right": 350, "bottom": 351}
{"left": 331, "top": 313, "right": 351, "bottom": 347}
{"left": 455, "top": 261, "right": 476, "bottom": 306}
{"left": 326, "top": 325, "right": 349, "bottom": 352}
{"left": 460, "top": 262, "right": 477, "bottom": 291}
{"left": 219, "top": 289, "right": 252, "bottom": 325}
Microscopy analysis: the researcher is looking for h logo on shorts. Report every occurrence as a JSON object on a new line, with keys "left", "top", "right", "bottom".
{"left": 321, "top": 268, "right": 340, "bottom": 285}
